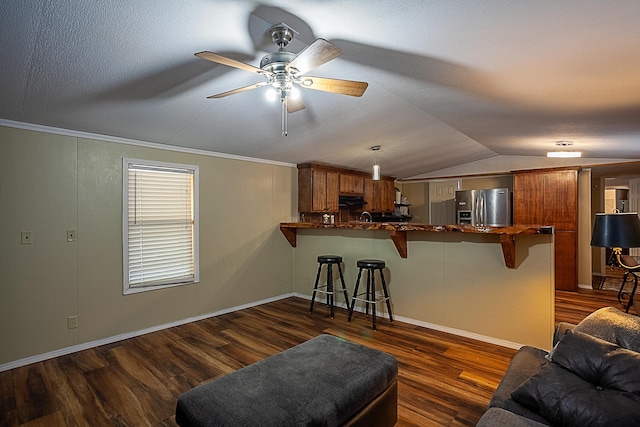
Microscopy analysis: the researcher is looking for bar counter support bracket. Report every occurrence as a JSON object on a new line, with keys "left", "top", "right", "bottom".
{"left": 389, "top": 230, "right": 408, "bottom": 258}
{"left": 280, "top": 225, "right": 297, "bottom": 247}
{"left": 500, "top": 234, "right": 516, "bottom": 269}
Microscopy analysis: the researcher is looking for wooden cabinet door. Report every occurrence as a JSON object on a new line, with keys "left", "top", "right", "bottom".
{"left": 339, "top": 173, "right": 364, "bottom": 194}
{"left": 364, "top": 177, "right": 394, "bottom": 212}
{"left": 513, "top": 168, "right": 579, "bottom": 291}
{"left": 325, "top": 171, "right": 339, "bottom": 211}
{"left": 380, "top": 178, "right": 395, "bottom": 212}
{"left": 311, "top": 169, "right": 339, "bottom": 212}
{"left": 513, "top": 173, "right": 544, "bottom": 225}
{"left": 555, "top": 231, "right": 578, "bottom": 291}
{"left": 543, "top": 170, "right": 577, "bottom": 231}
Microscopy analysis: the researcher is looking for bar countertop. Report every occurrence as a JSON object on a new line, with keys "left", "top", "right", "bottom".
{"left": 279, "top": 221, "right": 553, "bottom": 268}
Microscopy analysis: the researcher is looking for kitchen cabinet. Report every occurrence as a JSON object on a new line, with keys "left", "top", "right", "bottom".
{"left": 339, "top": 173, "right": 364, "bottom": 195}
{"left": 298, "top": 164, "right": 339, "bottom": 213}
{"left": 298, "top": 163, "right": 395, "bottom": 220}
{"left": 364, "top": 177, "right": 395, "bottom": 213}
{"left": 513, "top": 167, "right": 579, "bottom": 291}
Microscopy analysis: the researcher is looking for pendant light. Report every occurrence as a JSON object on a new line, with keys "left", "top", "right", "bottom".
{"left": 371, "top": 145, "right": 381, "bottom": 180}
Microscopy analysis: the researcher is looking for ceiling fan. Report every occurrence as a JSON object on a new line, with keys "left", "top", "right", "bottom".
{"left": 195, "top": 24, "right": 368, "bottom": 136}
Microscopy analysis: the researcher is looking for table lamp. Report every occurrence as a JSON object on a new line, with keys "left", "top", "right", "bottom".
{"left": 591, "top": 212, "right": 640, "bottom": 313}
{"left": 591, "top": 212, "right": 640, "bottom": 269}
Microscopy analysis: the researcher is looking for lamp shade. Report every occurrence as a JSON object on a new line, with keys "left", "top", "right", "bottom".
{"left": 590, "top": 212, "right": 640, "bottom": 248}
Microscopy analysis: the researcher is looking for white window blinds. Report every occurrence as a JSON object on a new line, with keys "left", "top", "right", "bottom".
{"left": 123, "top": 159, "right": 199, "bottom": 293}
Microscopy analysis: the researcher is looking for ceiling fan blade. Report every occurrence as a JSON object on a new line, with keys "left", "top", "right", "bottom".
{"left": 287, "top": 96, "right": 305, "bottom": 113}
{"left": 299, "top": 77, "right": 368, "bottom": 97}
{"left": 285, "top": 39, "right": 342, "bottom": 76}
{"left": 195, "top": 51, "right": 265, "bottom": 74}
{"left": 207, "top": 82, "right": 268, "bottom": 98}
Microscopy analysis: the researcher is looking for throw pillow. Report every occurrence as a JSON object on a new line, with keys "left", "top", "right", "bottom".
{"left": 551, "top": 330, "right": 640, "bottom": 396}
{"left": 512, "top": 331, "right": 640, "bottom": 426}
{"left": 573, "top": 306, "right": 640, "bottom": 352}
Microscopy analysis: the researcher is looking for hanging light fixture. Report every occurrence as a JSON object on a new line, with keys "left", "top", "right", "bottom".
{"left": 371, "top": 145, "right": 381, "bottom": 180}
{"left": 547, "top": 141, "right": 581, "bottom": 158}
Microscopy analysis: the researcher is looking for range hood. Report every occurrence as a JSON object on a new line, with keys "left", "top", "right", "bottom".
{"left": 339, "top": 195, "right": 367, "bottom": 207}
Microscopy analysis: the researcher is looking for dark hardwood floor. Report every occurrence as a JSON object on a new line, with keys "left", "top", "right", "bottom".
{"left": 0, "top": 289, "right": 624, "bottom": 427}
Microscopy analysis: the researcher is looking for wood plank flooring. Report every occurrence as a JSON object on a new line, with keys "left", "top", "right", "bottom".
{"left": 0, "top": 289, "right": 624, "bottom": 427}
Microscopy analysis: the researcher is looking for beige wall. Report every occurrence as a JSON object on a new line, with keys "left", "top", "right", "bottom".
{"left": 0, "top": 125, "right": 296, "bottom": 365}
{"left": 293, "top": 230, "right": 555, "bottom": 350}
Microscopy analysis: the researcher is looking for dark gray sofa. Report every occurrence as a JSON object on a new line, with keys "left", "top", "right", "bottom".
{"left": 477, "top": 307, "right": 640, "bottom": 426}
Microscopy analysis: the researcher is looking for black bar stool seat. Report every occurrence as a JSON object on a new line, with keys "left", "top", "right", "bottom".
{"left": 348, "top": 259, "right": 393, "bottom": 330}
{"left": 310, "top": 255, "right": 350, "bottom": 318}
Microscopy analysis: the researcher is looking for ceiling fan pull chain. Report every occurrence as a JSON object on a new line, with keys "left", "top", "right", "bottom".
{"left": 281, "top": 94, "right": 288, "bottom": 136}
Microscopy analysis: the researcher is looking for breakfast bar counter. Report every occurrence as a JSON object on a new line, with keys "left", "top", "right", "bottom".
{"left": 280, "top": 222, "right": 553, "bottom": 268}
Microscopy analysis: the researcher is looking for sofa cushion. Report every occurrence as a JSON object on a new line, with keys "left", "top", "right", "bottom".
{"left": 512, "top": 330, "right": 640, "bottom": 426}
{"left": 476, "top": 407, "right": 551, "bottom": 427}
{"left": 572, "top": 306, "right": 640, "bottom": 352}
{"left": 488, "top": 346, "right": 551, "bottom": 425}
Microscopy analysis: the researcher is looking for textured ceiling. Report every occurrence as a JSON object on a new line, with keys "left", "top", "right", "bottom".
{"left": 1, "top": 0, "right": 640, "bottom": 179}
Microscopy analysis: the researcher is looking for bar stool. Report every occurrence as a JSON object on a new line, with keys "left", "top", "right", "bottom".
{"left": 348, "top": 259, "right": 393, "bottom": 330}
{"left": 309, "top": 255, "right": 350, "bottom": 318}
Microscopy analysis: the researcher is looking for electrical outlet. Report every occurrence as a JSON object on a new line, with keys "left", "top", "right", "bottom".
{"left": 66, "top": 229, "right": 76, "bottom": 242}
{"left": 67, "top": 315, "right": 78, "bottom": 329}
{"left": 21, "top": 231, "right": 33, "bottom": 245}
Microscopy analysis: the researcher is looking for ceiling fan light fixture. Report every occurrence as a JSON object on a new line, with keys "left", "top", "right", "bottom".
{"left": 547, "top": 141, "right": 581, "bottom": 158}
{"left": 266, "top": 88, "right": 278, "bottom": 101}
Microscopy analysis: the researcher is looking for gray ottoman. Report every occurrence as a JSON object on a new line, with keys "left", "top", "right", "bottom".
{"left": 175, "top": 334, "right": 398, "bottom": 427}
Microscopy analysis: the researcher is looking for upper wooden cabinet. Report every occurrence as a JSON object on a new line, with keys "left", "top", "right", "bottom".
{"left": 513, "top": 168, "right": 578, "bottom": 231}
{"left": 298, "top": 164, "right": 339, "bottom": 213}
{"left": 298, "top": 163, "right": 395, "bottom": 217}
{"left": 339, "top": 173, "right": 364, "bottom": 195}
{"left": 364, "top": 176, "right": 395, "bottom": 213}
{"left": 513, "top": 167, "right": 579, "bottom": 291}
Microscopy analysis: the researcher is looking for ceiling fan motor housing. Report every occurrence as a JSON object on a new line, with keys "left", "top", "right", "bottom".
{"left": 260, "top": 51, "right": 296, "bottom": 73}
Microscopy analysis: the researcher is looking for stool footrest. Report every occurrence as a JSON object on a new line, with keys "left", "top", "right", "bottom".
{"left": 352, "top": 293, "right": 390, "bottom": 303}
{"left": 314, "top": 286, "right": 348, "bottom": 295}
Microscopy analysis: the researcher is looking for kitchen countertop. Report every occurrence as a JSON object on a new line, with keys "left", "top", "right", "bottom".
{"left": 279, "top": 222, "right": 553, "bottom": 268}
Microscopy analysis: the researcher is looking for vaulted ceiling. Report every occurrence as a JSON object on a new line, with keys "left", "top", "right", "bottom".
{"left": 2, "top": 1, "right": 640, "bottom": 179}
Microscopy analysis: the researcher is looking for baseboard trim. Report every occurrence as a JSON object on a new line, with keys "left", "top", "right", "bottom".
{"left": 2, "top": 292, "right": 527, "bottom": 372}
{"left": 0, "top": 293, "right": 295, "bottom": 373}
{"left": 293, "top": 292, "right": 523, "bottom": 350}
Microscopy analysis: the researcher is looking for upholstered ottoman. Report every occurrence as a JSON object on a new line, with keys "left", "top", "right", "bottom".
{"left": 175, "top": 334, "right": 398, "bottom": 427}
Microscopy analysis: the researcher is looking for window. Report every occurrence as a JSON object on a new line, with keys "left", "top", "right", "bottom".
{"left": 123, "top": 158, "right": 199, "bottom": 294}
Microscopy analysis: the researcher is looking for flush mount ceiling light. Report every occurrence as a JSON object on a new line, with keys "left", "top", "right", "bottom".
{"left": 371, "top": 145, "right": 381, "bottom": 181}
{"left": 547, "top": 141, "right": 582, "bottom": 158}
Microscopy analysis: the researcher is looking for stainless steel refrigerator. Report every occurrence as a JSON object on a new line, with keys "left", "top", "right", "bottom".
{"left": 455, "top": 188, "right": 511, "bottom": 226}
